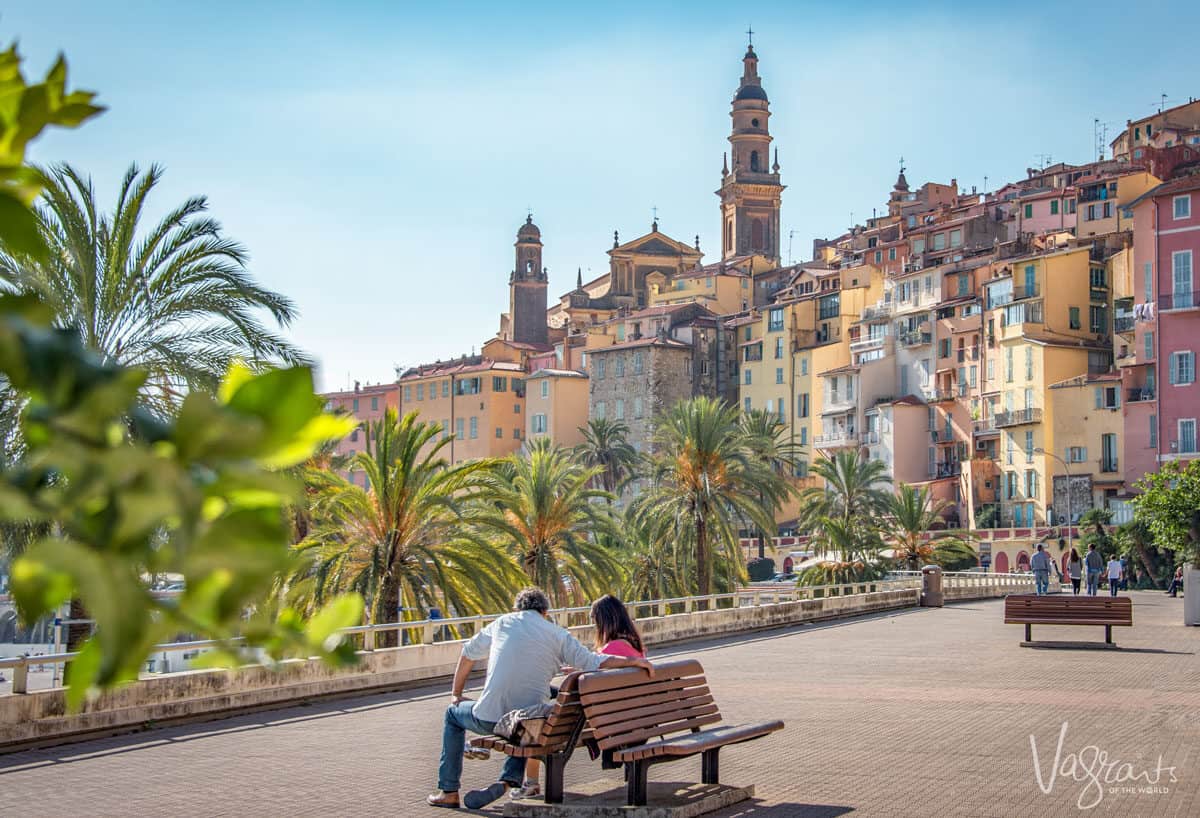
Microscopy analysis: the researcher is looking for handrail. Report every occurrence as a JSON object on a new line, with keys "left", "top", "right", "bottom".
{"left": 0, "top": 575, "right": 1036, "bottom": 695}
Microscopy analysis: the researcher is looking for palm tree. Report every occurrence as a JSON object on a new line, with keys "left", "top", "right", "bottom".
{"left": 0, "top": 163, "right": 305, "bottom": 416}
{"left": 481, "top": 438, "right": 622, "bottom": 605}
{"left": 798, "top": 517, "right": 890, "bottom": 586}
{"left": 576, "top": 418, "right": 640, "bottom": 495}
{"left": 882, "top": 483, "right": 977, "bottom": 570}
{"left": 800, "top": 449, "right": 891, "bottom": 530}
{"left": 632, "top": 397, "right": 789, "bottom": 595}
{"left": 738, "top": 409, "right": 801, "bottom": 559}
{"left": 619, "top": 510, "right": 685, "bottom": 603}
{"left": 294, "top": 409, "right": 519, "bottom": 645}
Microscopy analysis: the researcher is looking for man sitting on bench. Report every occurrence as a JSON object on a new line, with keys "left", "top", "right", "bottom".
{"left": 427, "top": 588, "right": 653, "bottom": 810}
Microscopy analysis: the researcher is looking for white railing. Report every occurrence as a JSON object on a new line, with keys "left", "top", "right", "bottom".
{"left": 0, "top": 579, "right": 930, "bottom": 695}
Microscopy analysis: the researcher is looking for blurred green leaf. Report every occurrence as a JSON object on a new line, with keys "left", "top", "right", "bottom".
{"left": 304, "top": 594, "right": 365, "bottom": 654}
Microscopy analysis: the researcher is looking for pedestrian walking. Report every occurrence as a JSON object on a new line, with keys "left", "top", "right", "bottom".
{"left": 1084, "top": 543, "right": 1104, "bottom": 596}
{"left": 1106, "top": 555, "right": 1124, "bottom": 597}
{"left": 1030, "top": 543, "right": 1053, "bottom": 596}
{"left": 1066, "top": 548, "right": 1082, "bottom": 595}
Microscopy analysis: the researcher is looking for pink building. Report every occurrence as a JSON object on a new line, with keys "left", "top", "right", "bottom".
{"left": 1153, "top": 176, "right": 1200, "bottom": 464}
{"left": 321, "top": 381, "right": 399, "bottom": 484}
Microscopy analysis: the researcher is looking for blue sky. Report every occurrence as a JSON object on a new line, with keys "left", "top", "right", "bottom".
{"left": 8, "top": 1, "right": 1198, "bottom": 390}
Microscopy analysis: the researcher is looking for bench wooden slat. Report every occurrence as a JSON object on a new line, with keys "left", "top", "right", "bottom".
{"left": 612, "top": 720, "right": 785, "bottom": 762}
{"left": 580, "top": 676, "right": 708, "bottom": 707}
{"left": 587, "top": 691, "right": 715, "bottom": 729}
{"left": 596, "top": 713, "right": 724, "bottom": 751}
{"left": 584, "top": 685, "right": 713, "bottom": 719}
{"left": 577, "top": 660, "right": 703, "bottom": 695}
{"left": 592, "top": 701, "right": 721, "bottom": 742}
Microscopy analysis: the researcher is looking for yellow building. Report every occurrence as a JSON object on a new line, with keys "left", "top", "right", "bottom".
{"left": 525, "top": 368, "right": 589, "bottom": 448}
{"left": 1047, "top": 372, "right": 1124, "bottom": 523}
{"left": 398, "top": 358, "right": 527, "bottom": 464}
{"left": 1075, "top": 170, "right": 1160, "bottom": 238}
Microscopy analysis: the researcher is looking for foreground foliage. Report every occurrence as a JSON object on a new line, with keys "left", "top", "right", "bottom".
{"left": 0, "top": 295, "right": 361, "bottom": 707}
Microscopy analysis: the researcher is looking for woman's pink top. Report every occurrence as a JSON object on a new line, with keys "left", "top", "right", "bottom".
{"left": 599, "top": 638, "right": 644, "bottom": 659}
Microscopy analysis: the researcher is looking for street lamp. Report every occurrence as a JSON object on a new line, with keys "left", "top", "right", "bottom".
{"left": 1034, "top": 447, "right": 1072, "bottom": 556}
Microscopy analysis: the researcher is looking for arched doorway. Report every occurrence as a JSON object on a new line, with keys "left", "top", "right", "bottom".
{"left": 994, "top": 551, "right": 1009, "bottom": 574}
{"left": 783, "top": 556, "right": 794, "bottom": 573}
{"left": 1016, "top": 551, "right": 1031, "bottom": 572}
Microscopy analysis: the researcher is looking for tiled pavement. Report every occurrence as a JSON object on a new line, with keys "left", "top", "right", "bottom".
{"left": 1, "top": 591, "right": 1196, "bottom": 817}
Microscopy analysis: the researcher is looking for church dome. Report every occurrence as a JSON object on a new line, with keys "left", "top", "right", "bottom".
{"left": 735, "top": 84, "right": 769, "bottom": 102}
{"left": 518, "top": 214, "right": 541, "bottom": 240}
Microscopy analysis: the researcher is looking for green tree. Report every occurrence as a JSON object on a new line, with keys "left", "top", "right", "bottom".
{"left": 482, "top": 438, "right": 621, "bottom": 605}
{"left": 0, "top": 164, "right": 306, "bottom": 417}
{"left": 632, "top": 397, "right": 789, "bottom": 595}
{"left": 1132, "top": 460, "right": 1200, "bottom": 568}
{"left": 292, "top": 409, "right": 518, "bottom": 643}
{"left": 1078, "top": 507, "right": 1115, "bottom": 558}
{"left": 800, "top": 449, "right": 891, "bottom": 530}
{"left": 576, "top": 417, "right": 640, "bottom": 495}
{"left": 882, "top": 483, "right": 977, "bottom": 570}
{"left": 798, "top": 517, "right": 889, "bottom": 586}
{"left": 0, "top": 295, "right": 361, "bottom": 707}
{"left": 739, "top": 408, "right": 802, "bottom": 559}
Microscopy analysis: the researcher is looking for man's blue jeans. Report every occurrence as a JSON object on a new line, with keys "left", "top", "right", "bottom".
{"left": 438, "top": 701, "right": 524, "bottom": 792}
{"left": 1034, "top": 569, "right": 1050, "bottom": 595}
{"left": 1086, "top": 570, "right": 1102, "bottom": 596}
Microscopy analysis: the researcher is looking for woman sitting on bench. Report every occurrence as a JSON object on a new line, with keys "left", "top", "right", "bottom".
{"left": 511, "top": 595, "right": 647, "bottom": 802}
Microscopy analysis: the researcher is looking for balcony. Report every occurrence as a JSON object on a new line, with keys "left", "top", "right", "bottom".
{"left": 1099, "top": 457, "right": 1119, "bottom": 474}
{"left": 931, "top": 429, "right": 955, "bottom": 445}
{"left": 896, "top": 328, "right": 932, "bottom": 347}
{"left": 929, "top": 461, "right": 962, "bottom": 479}
{"left": 814, "top": 430, "right": 859, "bottom": 448}
{"left": 931, "top": 388, "right": 956, "bottom": 403}
{"left": 850, "top": 333, "right": 892, "bottom": 355}
{"left": 1013, "top": 282, "right": 1041, "bottom": 301}
{"left": 1114, "top": 315, "right": 1135, "bottom": 334}
{"left": 862, "top": 429, "right": 881, "bottom": 445}
{"left": 1160, "top": 292, "right": 1200, "bottom": 311}
{"left": 973, "top": 417, "right": 998, "bottom": 436}
{"left": 1127, "top": 387, "right": 1156, "bottom": 403}
{"left": 994, "top": 408, "right": 1043, "bottom": 428}
{"left": 861, "top": 302, "right": 894, "bottom": 321}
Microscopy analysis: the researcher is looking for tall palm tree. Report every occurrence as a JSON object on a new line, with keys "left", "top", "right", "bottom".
{"left": 619, "top": 510, "right": 684, "bottom": 603}
{"left": 882, "top": 483, "right": 977, "bottom": 570}
{"left": 576, "top": 418, "right": 640, "bottom": 495}
{"left": 798, "top": 516, "right": 889, "bottom": 586}
{"left": 481, "top": 438, "right": 622, "bottom": 605}
{"left": 738, "top": 408, "right": 801, "bottom": 558}
{"left": 801, "top": 449, "right": 892, "bottom": 530}
{"left": 294, "top": 409, "right": 519, "bottom": 645}
{"left": 632, "top": 397, "right": 789, "bottom": 595}
{"left": 0, "top": 163, "right": 306, "bottom": 415}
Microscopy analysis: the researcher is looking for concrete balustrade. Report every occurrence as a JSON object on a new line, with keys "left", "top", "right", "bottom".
{"left": 0, "top": 573, "right": 1040, "bottom": 752}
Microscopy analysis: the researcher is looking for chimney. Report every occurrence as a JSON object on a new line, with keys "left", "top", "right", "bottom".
{"left": 354, "top": 380, "right": 361, "bottom": 392}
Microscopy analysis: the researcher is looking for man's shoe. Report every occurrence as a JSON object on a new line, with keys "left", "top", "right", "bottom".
{"left": 463, "top": 782, "right": 508, "bottom": 809}
{"left": 427, "top": 791, "right": 460, "bottom": 809}
{"left": 509, "top": 780, "right": 542, "bottom": 801}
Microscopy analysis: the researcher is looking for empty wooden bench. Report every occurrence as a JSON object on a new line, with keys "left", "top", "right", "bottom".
{"left": 1004, "top": 594, "right": 1133, "bottom": 646}
{"left": 468, "top": 671, "right": 590, "bottom": 803}
{"left": 577, "top": 658, "right": 784, "bottom": 806}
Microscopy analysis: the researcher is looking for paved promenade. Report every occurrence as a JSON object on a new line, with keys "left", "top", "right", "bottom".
{"left": 1, "top": 591, "right": 1196, "bottom": 817}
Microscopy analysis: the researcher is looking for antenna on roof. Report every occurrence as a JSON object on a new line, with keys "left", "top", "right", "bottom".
{"left": 1094, "top": 118, "right": 1108, "bottom": 161}
{"left": 787, "top": 229, "right": 795, "bottom": 266}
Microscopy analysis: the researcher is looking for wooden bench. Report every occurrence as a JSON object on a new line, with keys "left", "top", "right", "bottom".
{"left": 577, "top": 659, "right": 784, "bottom": 806}
{"left": 1004, "top": 594, "right": 1133, "bottom": 645}
{"left": 468, "top": 671, "right": 590, "bottom": 803}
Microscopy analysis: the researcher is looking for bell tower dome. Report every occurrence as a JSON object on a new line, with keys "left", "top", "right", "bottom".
{"left": 717, "top": 38, "right": 784, "bottom": 264}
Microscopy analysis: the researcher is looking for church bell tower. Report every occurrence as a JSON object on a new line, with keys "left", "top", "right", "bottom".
{"left": 717, "top": 37, "right": 784, "bottom": 264}
{"left": 509, "top": 214, "right": 549, "bottom": 345}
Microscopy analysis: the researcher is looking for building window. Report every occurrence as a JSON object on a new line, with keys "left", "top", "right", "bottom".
{"left": 743, "top": 397, "right": 751, "bottom": 413}
{"left": 416, "top": 385, "right": 424, "bottom": 401}
{"left": 1069, "top": 307, "right": 1081, "bottom": 330}
{"left": 633, "top": 351, "right": 644, "bottom": 374}
{"left": 1170, "top": 351, "right": 1195, "bottom": 384}
{"left": 441, "top": 419, "right": 449, "bottom": 440}
{"left": 1089, "top": 305, "right": 1107, "bottom": 333}
{"left": 634, "top": 397, "right": 643, "bottom": 418}
{"left": 1149, "top": 415, "right": 1157, "bottom": 448}
{"left": 776, "top": 367, "right": 784, "bottom": 384}
{"left": 355, "top": 397, "right": 362, "bottom": 412}
{"left": 532, "top": 414, "right": 547, "bottom": 434}
{"left": 1144, "top": 332, "right": 1154, "bottom": 360}
{"left": 1005, "top": 347, "right": 1013, "bottom": 383}
{"left": 615, "top": 398, "right": 625, "bottom": 420}
{"left": 455, "top": 417, "right": 464, "bottom": 439}
{"left": 541, "top": 380, "right": 549, "bottom": 398}
{"left": 596, "top": 359, "right": 606, "bottom": 379}
{"left": 495, "top": 426, "right": 503, "bottom": 439}
{"left": 1066, "top": 446, "right": 1087, "bottom": 463}
{"left": 595, "top": 402, "right": 606, "bottom": 420}
{"left": 442, "top": 380, "right": 449, "bottom": 398}
{"left": 371, "top": 396, "right": 379, "bottom": 410}
{"left": 932, "top": 232, "right": 947, "bottom": 251}
{"left": 744, "top": 369, "right": 752, "bottom": 385}
{"left": 1023, "top": 203, "right": 1033, "bottom": 218}
{"left": 818, "top": 293, "right": 840, "bottom": 320}
{"left": 469, "top": 417, "right": 478, "bottom": 439}
{"left": 874, "top": 250, "right": 882, "bottom": 263}
{"left": 1172, "top": 251, "right": 1194, "bottom": 308}
{"left": 1050, "top": 200, "right": 1059, "bottom": 215}
{"left": 798, "top": 393, "right": 809, "bottom": 418}
{"left": 614, "top": 357, "right": 625, "bottom": 377}
{"left": 1095, "top": 386, "right": 1120, "bottom": 409}
{"left": 800, "top": 427, "right": 808, "bottom": 446}
{"left": 1025, "top": 469, "right": 1037, "bottom": 499}
{"left": 889, "top": 247, "right": 897, "bottom": 261}
{"left": 1180, "top": 419, "right": 1198, "bottom": 454}
{"left": 800, "top": 358, "right": 808, "bottom": 376}
{"left": 1025, "top": 431, "right": 1034, "bottom": 463}
{"left": 1175, "top": 194, "right": 1192, "bottom": 220}
{"left": 768, "top": 307, "right": 784, "bottom": 332}
{"left": 350, "top": 429, "right": 358, "bottom": 443}
{"left": 775, "top": 337, "right": 784, "bottom": 359}
{"left": 514, "top": 403, "right": 521, "bottom": 414}
{"left": 1144, "top": 262, "right": 1154, "bottom": 302}
{"left": 493, "top": 376, "right": 507, "bottom": 392}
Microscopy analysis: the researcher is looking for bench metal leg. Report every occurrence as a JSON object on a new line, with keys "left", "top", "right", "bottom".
{"left": 1105, "top": 625, "right": 1112, "bottom": 644}
{"left": 1025, "top": 623, "right": 1031, "bottom": 642}
{"left": 545, "top": 755, "right": 566, "bottom": 804}
{"left": 625, "top": 761, "right": 648, "bottom": 807}
{"left": 702, "top": 748, "right": 720, "bottom": 785}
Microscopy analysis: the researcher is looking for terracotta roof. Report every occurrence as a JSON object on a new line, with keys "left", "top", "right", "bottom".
{"left": 499, "top": 340, "right": 554, "bottom": 352}
{"left": 1020, "top": 332, "right": 1111, "bottom": 352}
{"left": 891, "top": 395, "right": 927, "bottom": 407}
{"left": 321, "top": 383, "right": 397, "bottom": 399}
{"left": 625, "top": 303, "right": 700, "bottom": 319}
{"left": 1049, "top": 371, "right": 1121, "bottom": 388}
{"left": 818, "top": 363, "right": 859, "bottom": 376}
{"left": 525, "top": 368, "right": 587, "bottom": 379}
{"left": 400, "top": 358, "right": 524, "bottom": 380}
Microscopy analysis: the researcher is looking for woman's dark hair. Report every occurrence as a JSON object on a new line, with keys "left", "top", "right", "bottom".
{"left": 591, "top": 594, "right": 644, "bottom": 655}
{"left": 1069, "top": 548, "right": 1081, "bottom": 563}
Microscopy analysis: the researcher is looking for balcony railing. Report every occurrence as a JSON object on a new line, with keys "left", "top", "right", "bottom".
{"left": 1127, "top": 387, "right": 1156, "bottom": 402}
{"left": 814, "top": 430, "right": 859, "bottom": 447}
{"left": 861, "top": 302, "right": 894, "bottom": 320}
{"left": 1014, "top": 283, "right": 1041, "bottom": 301}
{"left": 931, "top": 388, "right": 956, "bottom": 403}
{"left": 896, "top": 329, "right": 932, "bottom": 347}
{"left": 994, "top": 408, "right": 1042, "bottom": 427}
{"left": 1114, "top": 315, "right": 1135, "bottom": 333}
{"left": 850, "top": 333, "right": 890, "bottom": 353}
{"left": 1160, "top": 291, "right": 1200, "bottom": 311}
{"left": 973, "top": 417, "right": 998, "bottom": 435}
{"left": 862, "top": 429, "right": 881, "bottom": 445}
{"left": 929, "top": 461, "right": 962, "bottom": 479}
